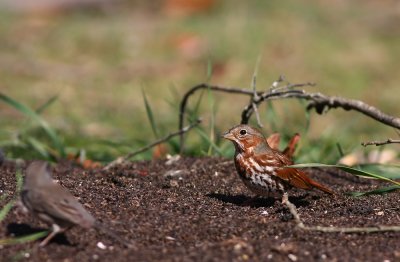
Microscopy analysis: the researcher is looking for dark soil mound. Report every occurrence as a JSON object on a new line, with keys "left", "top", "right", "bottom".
{"left": 1, "top": 157, "right": 399, "bottom": 261}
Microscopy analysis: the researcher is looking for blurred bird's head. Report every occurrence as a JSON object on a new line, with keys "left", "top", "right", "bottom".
{"left": 24, "top": 161, "right": 54, "bottom": 188}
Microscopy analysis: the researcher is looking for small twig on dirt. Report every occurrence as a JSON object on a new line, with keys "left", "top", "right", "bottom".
{"left": 361, "top": 139, "right": 400, "bottom": 147}
{"left": 104, "top": 119, "right": 202, "bottom": 170}
{"left": 282, "top": 193, "right": 400, "bottom": 233}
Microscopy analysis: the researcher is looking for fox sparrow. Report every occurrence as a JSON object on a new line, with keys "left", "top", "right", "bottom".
{"left": 21, "top": 161, "right": 133, "bottom": 247}
{"left": 223, "top": 125, "right": 334, "bottom": 198}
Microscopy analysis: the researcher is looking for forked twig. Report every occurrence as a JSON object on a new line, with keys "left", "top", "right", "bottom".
{"left": 361, "top": 139, "right": 400, "bottom": 147}
{"left": 282, "top": 193, "right": 400, "bottom": 233}
{"left": 179, "top": 80, "right": 400, "bottom": 152}
{"left": 104, "top": 119, "right": 202, "bottom": 170}
{"left": 179, "top": 84, "right": 262, "bottom": 153}
{"left": 178, "top": 83, "right": 305, "bottom": 152}
{"left": 240, "top": 87, "right": 400, "bottom": 128}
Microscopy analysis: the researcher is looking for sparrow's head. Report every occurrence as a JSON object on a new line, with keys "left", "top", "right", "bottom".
{"left": 222, "top": 124, "right": 269, "bottom": 153}
{"left": 25, "top": 161, "right": 54, "bottom": 188}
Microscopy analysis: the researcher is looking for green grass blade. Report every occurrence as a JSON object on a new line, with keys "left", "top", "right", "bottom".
{"left": 0, "top": 195, "right": 6, "bottom": 203}
{"left": 206, "top": 83, "right": 216, "bottom": 156}
{"left": 0, "top": 93, "right": 65, "bottom": 158}
{"left": 206, "top": 59, "right": 213, "bottom": 83}
{"left": 195, "top": 127, "right": 222, "bottom": 155}
{"left": 297, "top": 99, "right": 310, "bottom": 134}
{"left": 289, "top": 163, "right": 400, "bottom": 186}
{"left": 265, "top": 101, "right": 278, "bottom": 131}
{"left": 26, "top": 137, "right": 51, "bottom": 159}
{"left": 0, "top": 168, "right": 25, "bottom": 223}
{"left": 15, "top": 167, "right": 23, "bottom": 194}
{"left": 190, "top": 90, "right": 205, "bottom": 120}
{"left": 347, "top": 185, "right": 400, "bottom": 197}
{"left": 336, "top": 142, "right": 345, "bottom": 158}
{"left": 0, "top": 231, "right": 48, "bottom": 245}
{"left": 0, "top": 201, "right": 14, "bottom": 223}
{"left": 35, "top": 95, "right": 58, "bottom": 114}
{"left": 358, "top": 164, "right": 400, "bottom": 180}
{"left": 141, "top": 89, "right": 159, "bottom": 139}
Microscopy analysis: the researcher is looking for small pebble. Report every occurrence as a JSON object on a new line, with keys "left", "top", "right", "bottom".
{"left": 97, "top": 242, "right": 107, "bottom": 250}
{"left": 288, "top": 254, "right": 297, "bottom": 261}
{"left": 165, "top": 155, "right": 181, "bottom": 165}
{"left": 164, "top": 170, "right": 184, "bottom": 178}
{"left": 166, "top": 236, "right": 176, "bottom": 241}
{"left": 234, "top": 243, "right": 243, "bottom": 251}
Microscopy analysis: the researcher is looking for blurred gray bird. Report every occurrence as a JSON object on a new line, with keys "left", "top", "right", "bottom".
{"left": 21, "top": 161, "right": 133, "bottom": 247}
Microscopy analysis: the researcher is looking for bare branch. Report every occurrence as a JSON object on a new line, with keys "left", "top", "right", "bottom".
{"left": 361, "top": 139, "right": 400, "bottom": 147}
{"left": 105, "top": 119, "right": 202, "bottom": 170}
{"left": 241, "top": 86, "right": 400, "bottom": 128}
{"left": 240, "top": 89, "right": 307, "bottom": 124}
{"left": 282, "top": 193, "right": 400, "bottom": 233}
{"left": 252, "top": 102, "right": 263, "bottom": 127}
{"left": 179, "top": 84, "right": 260, "bottom": 153}
{"left": 179, "top": 80, "right": 400, "bottom": 153}
{"left": 303, "top": 93, "right": 400, "bottom": 128}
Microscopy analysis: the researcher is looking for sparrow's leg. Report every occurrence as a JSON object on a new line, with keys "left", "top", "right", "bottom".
{"left": 281, "top": 192, "right": 289, "bottom": 204}
{"left": 39, "top": 224, "right": 63, "bottom": 247}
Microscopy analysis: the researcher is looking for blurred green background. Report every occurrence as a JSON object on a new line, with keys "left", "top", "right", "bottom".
{"left": 0, "top": 0, "right": 399, "bottom": 163}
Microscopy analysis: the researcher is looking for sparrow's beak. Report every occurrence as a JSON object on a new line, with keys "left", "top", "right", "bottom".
{"left": 222, "top": 131, "right": 235, "bottom": 141}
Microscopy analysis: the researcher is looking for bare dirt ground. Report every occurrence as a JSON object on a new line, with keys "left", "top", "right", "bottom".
{"left": 1, "top": 157, "right": 399, "bottom": 261}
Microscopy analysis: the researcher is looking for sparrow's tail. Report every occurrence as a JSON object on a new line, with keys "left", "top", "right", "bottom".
{"left": 94, "top": 221, "right": 136, "bottom": 249}
{"left": 277, "top": 168, "right": 335, "bottom": 195}
{"left": 308, "top": 179, "right": 335, "bottom": 195}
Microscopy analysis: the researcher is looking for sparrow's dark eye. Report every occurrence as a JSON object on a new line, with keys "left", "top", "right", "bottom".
{"left": 239, "top": 129, "right": 247, "bottom": 136}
